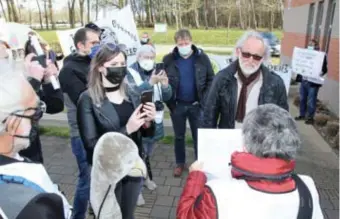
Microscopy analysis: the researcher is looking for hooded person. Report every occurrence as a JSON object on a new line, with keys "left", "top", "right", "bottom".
{"left": 0, "top": 55, "right": 72, "bottom": 218}
{"left": 90, "top": 132, "right": 147, "bottom": 219}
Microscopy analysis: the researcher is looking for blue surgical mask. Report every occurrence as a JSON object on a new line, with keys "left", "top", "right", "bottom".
{"left": 89, "top": 45, "right": 100, "bottom": 59}
{"left": 178, "top": 44, "right": 192, "bottom": 56}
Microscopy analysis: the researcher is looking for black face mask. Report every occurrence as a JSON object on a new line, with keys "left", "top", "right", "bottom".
{"left": 104, "top": 86, "right": 120, "bottom": 92}
{"left": 104, "top": 66, "right": 127, "bottom": 85}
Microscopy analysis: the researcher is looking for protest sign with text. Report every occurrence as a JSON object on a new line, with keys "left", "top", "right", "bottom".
{"left": 198, "top": 129, "right": 243, "bottom": 181}
{"left": 57, "top": 5, "right": 140, "bottom": 65}
{"left": 291, "top": 47, "right": 325, "bottom": 80}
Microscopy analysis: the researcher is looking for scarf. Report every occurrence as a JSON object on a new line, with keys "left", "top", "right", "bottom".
{"left": 230, "top": 151, "right": 296, "bottom": 193}
{"left": 235, "top": 62, "right": 261, "bottom": 123}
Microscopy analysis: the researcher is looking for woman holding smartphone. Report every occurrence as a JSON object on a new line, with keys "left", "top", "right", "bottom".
{"left": 77, "top": 43, "right": 156, "bottom": 219}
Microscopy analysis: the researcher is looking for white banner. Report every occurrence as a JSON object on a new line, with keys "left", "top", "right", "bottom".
{"left": 154, "top": 23, "right": 167, "bottom": 33}
{"left": 57, "top": 5, "right": 140, "bottom": 65}
{"left": 266, "top": 64, "right": 292, "bottom": 95}
{"left": 291, "top": 47, "right": 325, "bottom": 79}
{"left": 198, "top": 129, "right": 243, "bottom": 181}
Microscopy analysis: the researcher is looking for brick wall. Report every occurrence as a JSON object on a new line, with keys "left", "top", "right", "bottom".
{"left": 282, "top": 31, "right": 339, "bottom": 82}
{"left": 284, "top": 0, "right": 319, "bottom": 8}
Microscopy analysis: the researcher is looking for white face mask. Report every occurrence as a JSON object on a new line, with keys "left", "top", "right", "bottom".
{"left": 238, "top": 55, "right": 262, "bottom": 76}
{"left": 307, "top": 46, "right": 314, "bottom": 50}
{"left": 139, "top": 59, "right": 155, "bottom": 71}
{"left": 178, "top": 44, "right": 192, "bottom": 56}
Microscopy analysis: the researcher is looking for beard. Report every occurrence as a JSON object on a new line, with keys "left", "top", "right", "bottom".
{"left": 238, "top": 56, "right": 262, "bottom": 76}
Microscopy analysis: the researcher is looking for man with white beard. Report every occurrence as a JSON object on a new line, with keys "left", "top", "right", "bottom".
{"left": 202, "top": 31, "right": 288, "bottom": 129}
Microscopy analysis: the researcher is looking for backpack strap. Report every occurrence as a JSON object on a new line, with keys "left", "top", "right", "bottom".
{"left": 292, "top": 174, "right": 313, "bottom": 219}
{"left": 0, "top": 175, "right": 45, "bottom": 193}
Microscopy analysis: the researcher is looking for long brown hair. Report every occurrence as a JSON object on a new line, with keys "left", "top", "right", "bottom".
{"left": 88, "top": 44, "right": 128, "bottom": 105}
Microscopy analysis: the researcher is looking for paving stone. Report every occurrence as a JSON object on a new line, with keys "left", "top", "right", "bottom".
{"left": 164, "top": 178, "right": 182, "bottom": 186}
{"left": 169, "top": 207, "right": 177, "bottom": 219}
{"left": 169, "top": 187, "right": 183, "bottom": 197}
{"left": 150, "top": 206, "right": 171, "bottom": 218}
{"left": 324, "top": 209, "right": 339, "bottom": 219}
{"left": 160, "top": 169, "right": 174, "bottom": 177}
{"left": 156, "top": 161, "right": 171, "bottom": 169}
{"left": 155, "top": 195, "right": 174, "bottom": 206}
{"left": 153, "top": 176, "right": 166, "bottom": 185}
{"left": 155, "top": 185, "right": 171, "bottom": 195}
{"left": 173, "top": 197, "right": 180, "bottom": 207}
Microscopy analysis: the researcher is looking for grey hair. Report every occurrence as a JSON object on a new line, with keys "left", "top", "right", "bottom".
{"left": 232, "top": 31, "right": 271, "bottom": 64}
{"left": 242, "top": 104, "right": 301, "bottom": 160}
{"left": 136, "top": 45, "right": 156, "bottom": 60}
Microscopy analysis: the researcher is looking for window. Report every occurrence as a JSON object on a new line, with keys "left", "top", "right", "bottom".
{"left": 314, "top": 1, "right": 324, "bottom": 42}
{"left": 306, "top": 3, "right": 315, "bottom": 46}
{"left": 323, "top": 0, "right": 337, "bottom": 53}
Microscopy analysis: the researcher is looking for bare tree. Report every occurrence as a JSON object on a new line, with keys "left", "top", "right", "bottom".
{"left": 9, "top": 0, "right": 18, "bottom": 21}
{"left": 36, "top": 0, "right": 43, "bottom": 29}
{"left": 43, "top": 0, "right": 49, "bottom": 29}
{"left": 79, "top": 0, "right": 85, "bottom": 25}
{"left": 87, "top": 0, "right": 90, "bottom": 22}
{"left": 0, "top": 0, "right": 8, "bottom": 21}
{"left": 68, "top": 0, "right": 76, "bottom": 28}
{"left": 5, "top": 0, "right": 12, "bottom": 21}
{"left": 48, "top": 0, "right": 55, "bottom": 29}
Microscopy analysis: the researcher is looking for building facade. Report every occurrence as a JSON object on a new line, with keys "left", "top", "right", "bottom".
{"left": 281, "top": 0, "right": 339, "bottom": 116}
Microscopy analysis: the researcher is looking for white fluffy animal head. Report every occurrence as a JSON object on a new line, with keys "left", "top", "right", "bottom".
{"left": 90, "top": 132, "right": 142, "bottom": 219}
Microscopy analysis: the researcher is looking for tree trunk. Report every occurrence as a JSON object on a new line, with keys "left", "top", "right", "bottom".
{"left": 226, "top": 9, "right": 232, "bottom": 44}
{"left": 194, "top": 7, "right": 199, "bottom": 28}
{"left": 203, "top": 0, "right": 208, "bottom": 28}
{"left": 119, "top": 0, "right": 124, "bottom": 8}
{"left": 0, "top": 0, "right": 8, "bottom": 21}
{"left": 79, "top": 0, "right": 85, "bottom": 26}
{"left": 9, "top": 0, "right": 18, "bottom": 22}
{"left": 44, "top": 0, "right": 49, "bottom": 29}
{"left": 87, "top": 0, "right": 90, "bottom": 22}
{"left": 236, "top": 0, "right": 244, "bottom": 29}
{"left": 269, "top": 9, "right": 274, "bottom": 31}
{"left": 250, "top": 0, "right": 257, "bottom": 29}
{"left": 36, "top": 0, "right": 43, "bottom": 29}
{"left": 68, "top": 0, "right": 76, "bottom": 28}
{"left": 48, "top": 0, "right": 55, "bottom": 29}
{"left": 213, "top": 0, "right": 217, "bottom": 28}
{"left": 6, "top": 0, "right": 12, "bottom": 21}
{"left": 15, "top": 0, "right": 21, "bottom": 21}
{"left": 95, "top": 0, "right": 98, "bottom": 20}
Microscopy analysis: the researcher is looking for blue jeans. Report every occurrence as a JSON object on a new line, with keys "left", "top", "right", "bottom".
{"left": 299, "top": 80, "right": 320, "bottom": 118}
{"left": 170, "top": 102, "right": 200, "bottom": 165}
{"left": 71, "top": 136, "right": 90, "bottom": 219}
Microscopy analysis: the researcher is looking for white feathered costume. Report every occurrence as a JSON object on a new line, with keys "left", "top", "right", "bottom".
{"left": 90, "top": 132, "right": 147, "bottom": 219}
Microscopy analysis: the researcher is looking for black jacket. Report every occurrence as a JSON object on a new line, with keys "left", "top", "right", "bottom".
{"left": 19, "top": 78, "right": 64, "bottom": 163}
{"left": 162, "top": 45, "right": 214, "bottom": 111}
{"left": 202, "top": 61, "right": 289, "bottom": 129}
{"left": 77, "top": 91, "right": 155, "bottom": 165}
{"left": 58, "top": 53, "right": 92, "bottom": 105}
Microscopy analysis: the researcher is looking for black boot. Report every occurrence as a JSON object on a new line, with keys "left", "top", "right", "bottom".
{"left": 145, "top": 156, "right": 153, "bottom": 181}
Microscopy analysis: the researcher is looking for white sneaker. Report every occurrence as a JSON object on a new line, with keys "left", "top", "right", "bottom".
{"left": 137, "top": 194, "right": 145, "bottom": 206}
{"left": 145, "top": 178, "right": 157, "bottom": 191}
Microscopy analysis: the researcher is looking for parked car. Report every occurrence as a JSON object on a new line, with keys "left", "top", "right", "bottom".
{"left": 260, "top": 32, "right": 281, "bottom": 57}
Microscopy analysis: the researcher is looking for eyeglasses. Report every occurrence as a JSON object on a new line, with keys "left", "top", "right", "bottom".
{"left": 1, "top": 101, "right": 46, "bottom": 124}
{"left": 240, "top": 51, "right": 263, "bottom": 61}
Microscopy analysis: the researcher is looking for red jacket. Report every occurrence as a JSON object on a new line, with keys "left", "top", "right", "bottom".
{"left": 176, "top": 171, "right": 217, "bottom": 219}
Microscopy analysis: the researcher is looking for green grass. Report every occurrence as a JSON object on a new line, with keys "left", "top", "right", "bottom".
{"left": 39, "top": 125, "right": 193, "bottom": 145}
{"left": 204, "top": 50, "right": 232, "bottom": 56}
{"left": 37, "top": 28, "right": 283, "bottom": 47}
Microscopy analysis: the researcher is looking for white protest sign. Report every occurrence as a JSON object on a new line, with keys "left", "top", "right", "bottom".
{"left": 266, "top": 64, "right": 292, "bottom": 94}
{"left": 198, "top": 129, "right": 243, "bottom": 180}
{"left": 0, "top": 18, "right": 9, "bottom": 42}
{"left": 56, "top": 28, "right": 79, "bottom": 56}
{"left": 154, "top": 23, "right": 167, "bottom": 33}
{"left": 291, "top": 47, "right": 325, "bottom": 79}
{"left": 96, "top": 5, "right": 140, "bottom": 65}
{"left": 57, "top": 5, "right": 140, "bottom": 65}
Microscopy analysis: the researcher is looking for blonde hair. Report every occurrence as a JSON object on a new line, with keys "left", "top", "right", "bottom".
{"left": 88, "top": 44, "right": 129, "bottom": 106}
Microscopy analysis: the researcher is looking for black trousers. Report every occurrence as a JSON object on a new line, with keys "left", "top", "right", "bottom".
{"left": 115, "top": 176, "right": 142, "bottom": 219}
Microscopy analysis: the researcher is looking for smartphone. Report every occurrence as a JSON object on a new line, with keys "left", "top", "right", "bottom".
{"left": 155, "top": 62, "right": 164, "bottom": 75}
{"left": 140, "top": 90, "right": 153, "bottom": 113}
